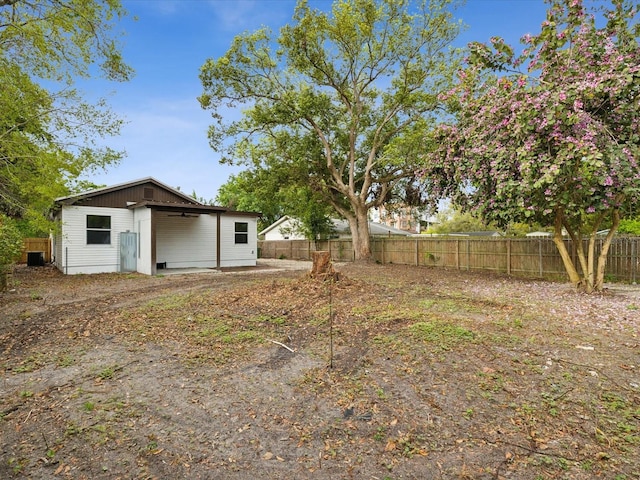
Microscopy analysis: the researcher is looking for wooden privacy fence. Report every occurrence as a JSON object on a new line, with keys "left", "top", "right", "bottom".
{"left": 258, "top": 236, "right": 640, "bottom": 283}
{"left": 20, "top": 237, "right": 52, "bottom": 263}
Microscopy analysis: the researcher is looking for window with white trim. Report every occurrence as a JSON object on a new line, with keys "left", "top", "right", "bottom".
{"left": 87, "top": 215, "right": 111, "bottom": 244}
{"left": 234, "top": 222, "right": 248, "bottom": 244}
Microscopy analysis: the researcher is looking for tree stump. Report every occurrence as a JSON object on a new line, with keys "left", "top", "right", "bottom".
{"left": 310, "top": 251, "right": 340, "bottom": 281}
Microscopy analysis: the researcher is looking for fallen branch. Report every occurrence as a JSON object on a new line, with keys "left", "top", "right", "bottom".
{"left": 268, "top": 339, "right": 295, "bottom": 353}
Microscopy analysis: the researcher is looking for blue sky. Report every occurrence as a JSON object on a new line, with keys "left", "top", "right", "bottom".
{"left": 82, "top": 0, "right": 551, "bottom": 202}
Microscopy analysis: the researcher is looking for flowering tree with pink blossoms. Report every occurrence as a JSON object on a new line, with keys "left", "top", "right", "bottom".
{"left": 427, "top": 0, "right": 639, "bottom": 292}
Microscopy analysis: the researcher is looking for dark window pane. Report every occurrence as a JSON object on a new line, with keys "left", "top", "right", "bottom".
{"left": 87, "top": 230, "right": 111, "bottom": 244}
{"left": 87, "top": 215, "right": 111, "bottom": 229}
{"left": 235, "top": 222, "right": 248, "bottom": 233}
{"left": 235, "top": 233, "right": 248, "bottom": 244}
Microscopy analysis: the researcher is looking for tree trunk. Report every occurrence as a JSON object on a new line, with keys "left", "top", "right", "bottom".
{"left": 552, "top": 231, "right": 583, "bottom": 287}
{"left": 594, "top": 210, "right": 620, "bottom": 292}
{"left": 553, "top": 210, "right": 619, "bottom": 293}
{"left": 552, "top": 213, "right": 582, "bottom": 287}
{"left": 348, "top": 206, "right": 372, "bottom": 261}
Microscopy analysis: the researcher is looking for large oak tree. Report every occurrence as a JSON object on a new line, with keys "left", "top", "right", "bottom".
{"left": 199, "top": 0, "right": 462, "bottom": 260}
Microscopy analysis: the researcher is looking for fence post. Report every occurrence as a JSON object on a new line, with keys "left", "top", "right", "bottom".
{"left": 456, "top": 240, "right": 460, "bottom": 270}
{"left": 539, "top": 239, "right": 543, "bottom": 277}
{"left": 466, "top": 239, "right": 470, "bottom": 271}
{"left": 632, "top": 239, "right": 637, "bottom": 284}
{"left": 507, "top": 239, "right": 511, "bottom": 275}
{"left": 415, "top": 238, "right": 419, "bottom": 266}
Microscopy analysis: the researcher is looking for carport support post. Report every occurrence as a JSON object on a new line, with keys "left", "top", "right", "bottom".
{"left": 151, "top": 209, "right": 157, "bottom": 275}
{"left": 216, "top": 212, "right": 221, "bottom": 269}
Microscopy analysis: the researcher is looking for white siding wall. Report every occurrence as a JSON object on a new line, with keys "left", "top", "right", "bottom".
{"left": 263, "top": 218, "right": 306, "bottom": 241}
{"left": 60, "top": 206, "right": 134, "bottom": 274}
{"left": 155, "top": 213, "right": 217, "bottom": 268}
{"left": 219, "top": 215, "right": 257, "bottom": 267}
{"left": 134, "top": 208, "right": 152, "bottom": 275}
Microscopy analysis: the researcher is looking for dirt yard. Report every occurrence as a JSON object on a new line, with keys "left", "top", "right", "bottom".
{"left": 1, "top": 260, "right": 639, "bottom": 479}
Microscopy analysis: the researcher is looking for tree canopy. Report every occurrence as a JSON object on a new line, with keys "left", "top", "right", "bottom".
{"left": 0, "top": 0, "right": 132, "bottom": 234}
{"left": 426, "top": 0, "right": 639, "bottom": 292}
{"left": 200, "top": 0, "right": 463, "bottom": 259}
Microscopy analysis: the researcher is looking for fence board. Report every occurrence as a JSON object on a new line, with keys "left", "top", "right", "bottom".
{"left": 259, "top": 236, "right": 640, "bottom": 283}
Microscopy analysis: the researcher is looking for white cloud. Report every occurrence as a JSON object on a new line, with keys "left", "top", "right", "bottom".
{"left": 84, "top": 94, "right": 245, "bottom": 201}
{"left": 207, "top": 0, "right": 294, "bottom": 32}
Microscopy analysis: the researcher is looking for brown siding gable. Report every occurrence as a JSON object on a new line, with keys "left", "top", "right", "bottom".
{"left": 55, "top": 177, "right": 202, "bottom": 209}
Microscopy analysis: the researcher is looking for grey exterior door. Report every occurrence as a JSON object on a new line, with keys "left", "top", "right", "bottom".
{"left": 120, "top": 232, "right": 137, "bottom": 272}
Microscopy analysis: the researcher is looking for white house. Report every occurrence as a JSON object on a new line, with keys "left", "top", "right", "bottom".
{"left": 259, "top": 215, "right": 410, "bottom": 241}
{"left": 53, "top": 178, "right": 260, "bottom": 275}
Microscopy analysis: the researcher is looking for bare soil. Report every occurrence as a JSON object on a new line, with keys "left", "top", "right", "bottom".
{"left": 1, "top": 260, "right": 639, "bottom": 479}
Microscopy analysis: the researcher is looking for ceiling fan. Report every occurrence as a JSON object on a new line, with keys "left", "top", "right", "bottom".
{"left": 167, "top": 212, "right": 199, "bottom": 218}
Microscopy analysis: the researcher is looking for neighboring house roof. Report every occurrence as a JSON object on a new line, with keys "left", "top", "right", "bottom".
{"left": 260, "top": 215, "right": 410, "bottom": 238}
{"left": 258, "top": 215, "right": 293, "bottom": 237}
{"left": 331, "top": 219, "right": 410, "bottom": 237}
{"left": 428, "top": 231, "right": 503, "bottom": 237}
{"left": 526, "top": 231, "right": 553, "bottom": 237}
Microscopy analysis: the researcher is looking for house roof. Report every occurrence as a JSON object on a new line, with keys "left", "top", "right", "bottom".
{"left": 260, "top": 215, "right": 410, "bottom": 238}
{"left": 55, "top": 177, "right": 199, "bottom": 205}
{"left": 54, "top": 177, "right": 261, "bottom": 217}
{"left": 446, "top": 231, "right": 503, "bottom": 237}
{"left": 258, "top": 215, "right": 292, "bottom": 236}
{"left": 332, "top": 219, "right": 410, "bottom": 236}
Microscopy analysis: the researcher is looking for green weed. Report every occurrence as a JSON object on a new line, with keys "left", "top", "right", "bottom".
{"left": 195, "top": 325, "right": 261, "bottom": 345}
{"left": 56, "top": 353, "right": 76, "bottom": 367}
{"left": 601, "top": 391, "right": 626, "bottom": 411}
{"left": 374, "top": 426, "right": 386, "bottom": 441}
{"left": 97, "top": 366, "right": 116, "bottom": 380}
{"left": 408, "top": 320, "right": 475, "bottom": 349}
{"left": 7, "top": 457, "right": 28, "bottom": 474}
{"left": 14, "top": 355, "right": 45, "bottom": 373}
{"left": 249, "top": 314, "right": 286, "bottom": 326}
